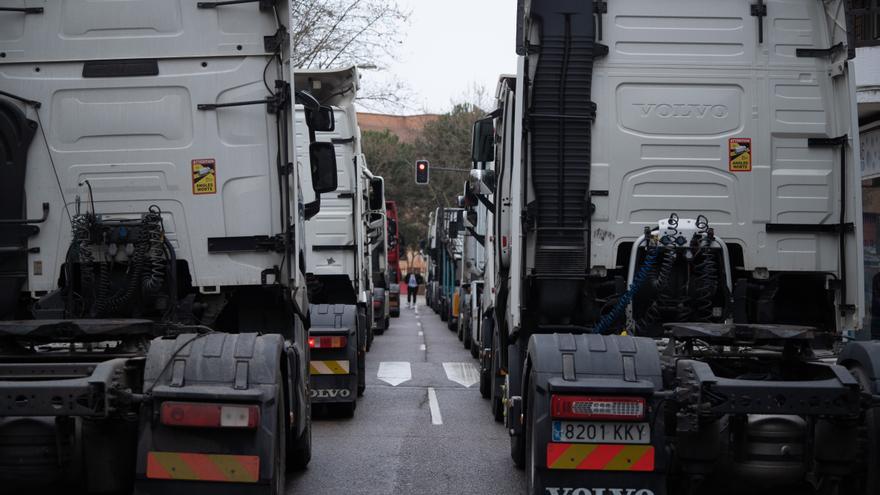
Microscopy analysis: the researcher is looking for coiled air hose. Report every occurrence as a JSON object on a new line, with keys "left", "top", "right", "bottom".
{"left": 593, "top": 247, "right": 659, "bottom": 335}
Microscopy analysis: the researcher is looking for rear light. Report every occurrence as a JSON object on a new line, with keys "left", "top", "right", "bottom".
{"left": 160, "top": 402, "right": 260, "bottom": 429}
{"left": 309, "top": 335, "right": 348, "bottom": 349}
{"left": 551, "top": 395, "right": 646, "bottom": 421}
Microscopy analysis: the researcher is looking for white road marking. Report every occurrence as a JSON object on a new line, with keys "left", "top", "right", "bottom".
{"left": 420, "top": 344, "right": 426, "bottom": 351}
{"left": 418, "top": 331, "right": 423, "bottom": 336}
{"left": 428, "top": 387, "right": 443, "bottom": 425}
{"left": 442, "top": 362, "right": 480, "bottom": 388}
{"left": 377, "top": 361, "right": 412, "bottom": 386}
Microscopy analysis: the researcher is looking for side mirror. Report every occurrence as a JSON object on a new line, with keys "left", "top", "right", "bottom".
{"left": 310, "top": 142, "right": 338, "bottom": 194}
{"left": 469, "top": 169, "right": 496, "bottom": 195}
{"left": 369, "top": 177, "right": 385, "bottom": 211}
{"left": 471, "top": 117, "right": 495, "bottom": 164}
{"left": 307, "top": 106, "right": 335, "bottom": 132}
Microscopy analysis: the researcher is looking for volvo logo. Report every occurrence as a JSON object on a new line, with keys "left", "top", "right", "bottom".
{"left": 311, "top": 388, "right": 352, "bottom": 399}
{"left": 635, "top": 103, "right": 729, "bottom": 119}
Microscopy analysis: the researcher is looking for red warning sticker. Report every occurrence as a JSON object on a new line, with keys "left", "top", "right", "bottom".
{"left": 192, "top": 159, "right": 217, "bottom": 195}
{"left": 729, "top": 138, "right": 752, "bottom": 172}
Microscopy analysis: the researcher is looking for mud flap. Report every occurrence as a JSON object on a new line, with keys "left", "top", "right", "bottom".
{"left": 134, "top": 333, "right": 286, "bottom": 495}
{"left": 526, "top": 334, "right": 668, "bottom": 495}
{"left": 309, "top": 304, "right": 358, "bottom": 405}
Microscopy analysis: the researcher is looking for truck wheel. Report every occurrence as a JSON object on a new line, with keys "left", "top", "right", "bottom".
{"left": 525, "top": 370, "right": 540, "bottom": 494}
{"left": 469, "top": 332, "right": 478, "bottom": 359}
{"left": 845, "top": 366, "right": 879, "bottom": 494}
{"left": 357, "top": 350, "right": 366, "bottom": 397}
{"left": 271, "top": 388, "right": 287, "bottom": 495}
{"left": 479, "top": 348, "right": 491, "bottom": 399}
{"left": 464, "top": 324, "right": 472, "bottom": 350}
{"left": 510, "top": 401, "right": 526, "bottom": 469}
{"left": 491, "top": 332, "right": 504, "bottom": 422}
{"left": 286, "top": 405, "right": 311, "bottom": 471}
{"left": 384, "top": 316, "right": 390, "bottom": 329}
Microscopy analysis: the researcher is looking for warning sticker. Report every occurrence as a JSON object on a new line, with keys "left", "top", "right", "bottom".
{"left": 729, "top": 138, "right": 752, "bottom": 172}
{"left": 192, "top": 159, "right": 217, "bottom": 195}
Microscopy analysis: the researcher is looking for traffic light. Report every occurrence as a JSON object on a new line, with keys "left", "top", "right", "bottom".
{"left": 415, "top": 159, "right": 430, "bottom": 184}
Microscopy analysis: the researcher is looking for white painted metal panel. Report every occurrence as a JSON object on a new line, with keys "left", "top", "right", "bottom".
{"left": 0, "top": 0, "right": 276, "bottom": 62}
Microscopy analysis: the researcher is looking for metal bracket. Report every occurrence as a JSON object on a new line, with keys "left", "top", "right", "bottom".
{"left": 808, "top": 135, "right": 848, "bottom": 147}
{"left": 0, "top": 202, "right": 49, "bottom": 225}
{"left": 264, "top": 27, "right": 289, "bottom": 53}
{"left": 198, "top": 81, "right": 289, "bottom": 114}
{"left": 0, "top": 7, "right": 43, "bottom": 13}
{"left": 594, "top": 1, "right": 608, "bottom": 41}
{"left": 197, "top": 0, "right": 274, "bottom": 11}
{"left": 796, "top": 42, "right": 845, "bottom": 58}
{"left": 751, "top": 1, "right": 767, "bottom": 44}
{"left": 207, "top": 235, "right": 287, "bottom": 254}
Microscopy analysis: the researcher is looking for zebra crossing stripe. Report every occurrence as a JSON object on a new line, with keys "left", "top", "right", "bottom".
{"left": 310, "top": 360, "right": 350, "bottom": 375}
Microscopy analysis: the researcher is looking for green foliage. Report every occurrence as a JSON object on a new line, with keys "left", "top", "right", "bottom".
{"left": 362, "top": 103, "right": 486, "bottom": 255}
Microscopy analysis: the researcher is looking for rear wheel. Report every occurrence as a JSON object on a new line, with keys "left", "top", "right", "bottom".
{"left": 357, "top": 348, "right": 366, "bottom": 397}
{"left": 525, "top": 370, "right": 540, "bottom": 494}
{"left": 286, "top": 380, "right": 311, "bottom": 471}
{"left": 491, "top": 332, "right": 504, "bottom": 423}
{"left": 271, "top": 387, "right": 287, "bottom": 495}
{"left": 844, "top": 366, "right": 879, "bottom": 494}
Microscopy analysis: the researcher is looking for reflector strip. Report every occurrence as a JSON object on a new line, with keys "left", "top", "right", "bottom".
{"left": 146, "top": 452, "right": 260, "bottom": 483}
{"left": 546, "top": 443, "right": 655, "bottom": 471}
{"left": 309, "top": 360, "right": 351, "bottom": 375}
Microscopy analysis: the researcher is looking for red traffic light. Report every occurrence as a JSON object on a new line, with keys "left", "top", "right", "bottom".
{"left": 415, "top": 160, "right": 430, "bottom": 184}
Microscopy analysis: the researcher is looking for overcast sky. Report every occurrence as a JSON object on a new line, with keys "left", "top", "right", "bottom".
{"left": 364, "top": 0, "right": 518, "bottom": 114}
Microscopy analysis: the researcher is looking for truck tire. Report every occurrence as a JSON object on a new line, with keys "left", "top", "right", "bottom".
{"left": 469, "top": 331, "right": 478, "bottom": 359}
{"left": 384, "top": 316, "right": 390, "bottom": 330}
{"left": 479, "top": 317, "right": 494, "bottom": 398}
{"left": 357, "top": 350, "right": 366, "bottom": 397}
{"left": 464, "top": 323, "right": 472, "bottom": 351}
{"left": 525, "top": 369, "right": 540, "bottom": 494}
{"left": 287, "top": 412, "right": 311, "bottom": 471}
{"left": 491, "top": 331, "right": 504, "bottom": 422}
{"left": 845, "top": 366, "right": 879, "bottom": 494}
{"left": 271, "top": 387, "right": 287, "bottom": 495}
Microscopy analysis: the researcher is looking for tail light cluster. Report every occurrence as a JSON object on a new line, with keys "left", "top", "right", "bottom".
{"left": 309, "top": 335, "right": 348, "bottom": 349}
{"left": 160, "top": 402, "right": 260, "bottom": 429}
{"left": 551, "top": 395, "right": 646, "bottom": 421}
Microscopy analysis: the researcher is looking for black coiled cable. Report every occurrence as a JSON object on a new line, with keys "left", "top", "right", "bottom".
{"left": 142, "top": 207, "right": 166, "bottom": 293}
{"left": 638, "top": 247, "right": 677, "bottom": 330}
{"left": 693, "top": 242, "right": 719, "bottom": 321}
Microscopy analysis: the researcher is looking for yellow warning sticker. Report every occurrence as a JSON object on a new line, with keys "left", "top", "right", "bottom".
{"left": 729, "top": 138, "right": 752, "bottom": 172}
{"left": 192, "top": 159, "right": 217, "bottom": 195}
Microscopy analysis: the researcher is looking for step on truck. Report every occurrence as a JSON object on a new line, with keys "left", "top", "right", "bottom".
{"left": 471, "top": 1, "right": 880, "bottom": 494}
{"left": 0, "top": 2, "right": 338, "bottom": 493}
{"left": 295, "top": 67, "right": 371, "bottom": 416}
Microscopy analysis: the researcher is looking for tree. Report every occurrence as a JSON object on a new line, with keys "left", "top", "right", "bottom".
{"left": 290, "top": 0, "right": 409, "bottom": 109}
{"left": 361, "top": 102, "right": 488, "bottom": 256}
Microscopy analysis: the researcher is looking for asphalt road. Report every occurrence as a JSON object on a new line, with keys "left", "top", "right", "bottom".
{"left": 288, "top": 298, "right": 526, "bottom": 494}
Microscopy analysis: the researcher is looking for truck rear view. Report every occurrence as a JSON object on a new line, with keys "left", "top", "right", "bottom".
{"left": 0, "top": 2, "right": 337, "bottom": 493}
{"left": 471, "top": 1, "right": 880, "bottom": 494}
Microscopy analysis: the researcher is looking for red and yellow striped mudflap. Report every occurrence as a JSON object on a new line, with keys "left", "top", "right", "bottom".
{"left": 547, "top": 443, "right": 655, "bottom": 472}
{"left": 310, "top": 360, "right": 351, "bottom": 375}
{"left": 147, "top": 451, "right": 260, "bottom": 483}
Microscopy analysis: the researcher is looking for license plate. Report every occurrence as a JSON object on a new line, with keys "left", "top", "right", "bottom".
{"left": 552, "top": 421, "right": 651, "bottom": 445}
